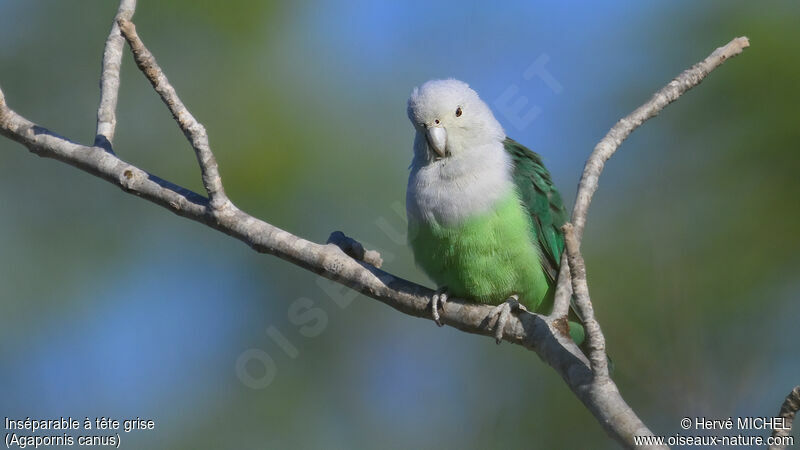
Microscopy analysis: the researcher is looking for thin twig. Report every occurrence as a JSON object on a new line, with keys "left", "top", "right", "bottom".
{"left": 563, "top": 223, "right": 608, "bottom": 379}
{"left": 327, "top": 231, "right": 384, "bottom": 268}
{"left": 571, "top": 36, "right": 750, "bottom": 240}
{"left": 769, "top": 386, "right": 800, "bottom": 450}
{"left": 551, "top": 36, "right": 750, "bottom": 319}
{"left": 117, "top": 18, "right": 230, "bottom": 212}
{"left": 94, "top": 0, "right": 137, "bottom": 152}
{"left": 550, "top": 253, "right": 572, "bottom": 318}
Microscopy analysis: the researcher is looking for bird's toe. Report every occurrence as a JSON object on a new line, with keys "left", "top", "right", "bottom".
{"left": 431, "top": 288, "right": 449, "bottom": 327}
{"left": 488, "top": 295, "right": 523, "bottom": 344}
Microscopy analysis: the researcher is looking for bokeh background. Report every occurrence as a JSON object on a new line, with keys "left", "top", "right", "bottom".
{"left": 1, "top": 1, "right": 798, "bottom": 448}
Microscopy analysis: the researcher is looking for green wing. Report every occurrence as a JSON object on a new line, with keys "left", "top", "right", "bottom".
{"left": 503, "top": 137, "right": 568, "bottom": 283}
{"left": 504, "top": 138, "right": 594, "bottom": 350}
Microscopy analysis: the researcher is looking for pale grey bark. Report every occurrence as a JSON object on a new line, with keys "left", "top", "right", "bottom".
{"left": 569, "top": 36, "right": 750, "bottom": 240}
{"left": 551, "top": 37, "right": 751, "bottom": 319}
{"left": 563, "top": 223, "right": 609, "bottom": 380}
{"left": 117, "top": 18, "right": 230, "bottom": 211}
{"left": 550, "top": 252, "right": 573, "bottom": 318}
{"left": 327, "top": 231, "right": 384, "bottom": 268}
{"left": 0, "top": 8, "right": 756, "bottom": 448}
{"left": 94, "top": 0, "right": 137, "bottom": 152}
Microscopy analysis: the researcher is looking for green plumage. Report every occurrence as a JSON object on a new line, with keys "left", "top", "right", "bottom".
{"left": 409, "top": 191, "right": 551, "bottom": 310}
{"left": 504, "top": 138, "right": 586, "bottom": 345}
{"left": 504, "top": 138, "right": 568, "bottom": 280}
{"left": 409, "top": 138, "right": 568, "bottom": 313}
{"left": 409, "top": 136, "right": 585, "bottom": 344}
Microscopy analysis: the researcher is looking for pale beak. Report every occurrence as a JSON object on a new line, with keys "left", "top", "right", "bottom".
{"left": 425, "top": 126, "right": 448, "bottom": 159}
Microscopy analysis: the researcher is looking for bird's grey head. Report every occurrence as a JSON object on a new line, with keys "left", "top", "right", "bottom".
{"left": 407, "top": 79, "right": 505, "bottom": 163}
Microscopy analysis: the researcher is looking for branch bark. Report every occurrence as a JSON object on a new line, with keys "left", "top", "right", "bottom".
{"left": 0, "top": 9, "right": 752, "bottom": 448}
{"left": 550, "top": 36, "right": 750, "bottom": 320}
{"left": 94, "top": 0, "right": 137, "bottom": 152}
{"left": 117, "top": 18, "right": 230, "bottom": 211}
{"left": 563, "top": 223, "right": 609, "bottom": 380}
{"left": 569, "top": 36, "right": 750, "bottom": 240}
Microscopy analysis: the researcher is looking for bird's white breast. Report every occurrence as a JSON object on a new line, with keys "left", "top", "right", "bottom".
{"left": 406, "top": 140, "right": 514, "bottom": 227}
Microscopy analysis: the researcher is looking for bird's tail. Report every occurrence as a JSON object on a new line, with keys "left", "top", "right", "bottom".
{"left": 567, "top": 319, "right": 585, "bottom": 346}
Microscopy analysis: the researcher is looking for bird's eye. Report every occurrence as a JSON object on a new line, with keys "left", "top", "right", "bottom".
{"left": 455, "top": 107, "right": 463, "bottom": 117}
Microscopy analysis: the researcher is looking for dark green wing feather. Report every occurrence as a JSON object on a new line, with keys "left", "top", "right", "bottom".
{"left": 503, "top": 137, "right": 568, "bottom": 283}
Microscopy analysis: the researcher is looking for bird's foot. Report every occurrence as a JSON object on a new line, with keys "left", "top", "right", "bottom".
{"left": 431, "top": 287, "right": 448, "bottom": 327}
{"left": 487, "top": 295, "right": 527, "bottom": 344}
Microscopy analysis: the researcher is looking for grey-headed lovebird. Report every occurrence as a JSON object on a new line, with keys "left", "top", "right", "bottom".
{"left": 405, "top": 79, "right": 584, "bottom": 344}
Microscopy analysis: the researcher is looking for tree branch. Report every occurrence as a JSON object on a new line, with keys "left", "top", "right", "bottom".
{"left": 570, "top": 36, "right": 749, "bottom": 239}
{"left": 769, "top": 386, "right": 800, "bottom": 450}
{"left": 563, "top": 223, "right": 609, "bottom": 380}
{"left": 550, "top": 251, "right": 573, "bottom": 318}
{"left": 117, "top": 18, "right": 230, "bottom": 212}
{"left": 327, "top": 231, "right": 384, "bottom": 268}
{"left": 0, "top": 9, "right": 752, "bottom": 447}
{"left": 94, "top": 0, "right": 137, "bottom": 152}
{"left": 550, "top": 36, "right": 750, "bottom": 320}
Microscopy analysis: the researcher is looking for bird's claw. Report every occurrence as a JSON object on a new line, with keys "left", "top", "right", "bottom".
{"left": 487, "top": 295, "right": 526, "bottom": 344}
{"left": 431, "top": 288, "right": 448, "bottom": 327}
